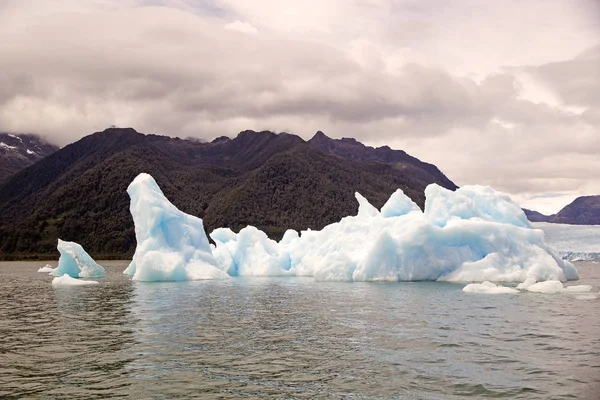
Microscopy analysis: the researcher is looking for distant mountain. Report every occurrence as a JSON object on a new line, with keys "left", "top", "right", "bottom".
{"left": 523, "top": 209, "right": 552, "bottom": 223}
{"left": 524, "top": 195, "right": 600, "bottom": 225}
{"left": 0, "top": 128, "right": 457, "bottom": 260}
{"left": 551, "top": 196, "right": 600, "bottom": 225}
{"left": 308, "top": 131, "right": 457, "bottom": 190}
{"left": 0, "top": 133, "right": 59, "bottom": 183}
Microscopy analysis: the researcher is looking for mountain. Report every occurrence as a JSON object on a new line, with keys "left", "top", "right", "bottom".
{"left": 523, "top": 209, "right": 552, "bottom": 223}
{"left": 0, "top": 133, "right": 59, "bottom": 183}
{"left": 524, "top": 196, "right": 600, "bottom": 225}
{"left": 308, "top": 131, "right": 457, "bottom": 190}
{"left": 0, "top": 127, "right": 457, "bottom": 260}
{"left": 550, "top": 196, "right": 600, "bottom": 225}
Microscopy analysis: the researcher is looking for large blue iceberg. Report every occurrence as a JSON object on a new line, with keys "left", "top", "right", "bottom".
{"left": 126, "top": 173, "right": 579, "bottom": 283}
{"left": 51, "top": 239, "right": 106, "bottom": 278}
{"left": 124, "top": 173, "right": 229, "bottom": 281}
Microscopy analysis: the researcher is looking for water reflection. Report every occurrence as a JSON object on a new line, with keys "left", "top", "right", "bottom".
{"left": 125, "top": 278, "right": 396, "bottom": 398}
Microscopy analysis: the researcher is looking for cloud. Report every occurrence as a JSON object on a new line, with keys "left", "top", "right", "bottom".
{"left": 0, "top": 1, "right": 598, "bottom": 211}
{"left": 518, "top": 45, "right": 600, "bottom": 109}
{"left": 224, "top": 20, "right": 257, "bottom": 34}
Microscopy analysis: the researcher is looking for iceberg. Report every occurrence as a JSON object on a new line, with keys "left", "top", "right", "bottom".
{"left": 52, "top": 274, "right": 99, "bottom": 286}
{"left": 51, "top": 239, "right": 105, "bottom": 278}
{"left": 37, "top": 264, "right": 55, "bottom": 273}
{"left": 525, "top": 280, "right": 593, "bottom": 294}
{"left": 125, "top": 173, "right": 229, "bottom": 281}
{"left": 463, "top": 280, "right": 594, "bottom": 295}
{"left": 211, "top": 186, "right": 578, "bottom": 282}
{"left": 516, "top": 278, "right": 537, "bottom": 290}
{"left": 514, "top": 278, "right": 595, "bottom": 295}
{"left": 462, "top": 281, "right": 519, "bottom": 294}
{"left": 560, "top": 285, "right": 593, "bottom": 293}
{"left": 127, "top": 173, "right": 579, "bottom": 283}
{"left": 523, "top": 280, "right": 564, "bottom": 294}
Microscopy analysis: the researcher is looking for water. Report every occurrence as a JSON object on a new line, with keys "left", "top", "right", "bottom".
{"left": 1, "top": 261, "right": 599, "bottom": 399}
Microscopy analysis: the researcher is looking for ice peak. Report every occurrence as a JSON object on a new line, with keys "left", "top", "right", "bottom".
{"left": 355, "top": 192, "right": 379, "bottom": 218}
{"left": 381, "top": 188, "right": 420, "bottom": 218}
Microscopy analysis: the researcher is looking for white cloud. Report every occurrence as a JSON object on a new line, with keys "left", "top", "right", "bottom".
{"left": 224, "top": 20, "right": 257, "bottom": 34}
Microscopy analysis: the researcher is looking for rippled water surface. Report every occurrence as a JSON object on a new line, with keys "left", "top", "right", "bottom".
{"left": 1, "top": 261, "right": 599, "bottom": 399}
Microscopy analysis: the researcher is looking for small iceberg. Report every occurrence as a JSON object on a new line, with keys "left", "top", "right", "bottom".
{"left": 37, "top": 264, "right": 55, "bottom": 273}
{"left": 525, "top": 280, "right": 593, "bottom": 294}
{"left": 52, "top": 274, "right": 99, "bottom": 286}
{"left": 51, "top": 239, "right": 105, "bottom": 278}
{"left": 462, "top": 281, "right": 519, "bottom": 294}
{"left": 561, "top": 285, "right": 594, "bottom": 293}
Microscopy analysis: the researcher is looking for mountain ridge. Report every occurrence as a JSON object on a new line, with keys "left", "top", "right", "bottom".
{"left": 0, "top": 132, "right": 59, "bottom": 183}
{"left": 524, "top": 195, "right": 600, "bottom": 225}
{"left": 308, "top": 131, "right": 457, "bottom": 190}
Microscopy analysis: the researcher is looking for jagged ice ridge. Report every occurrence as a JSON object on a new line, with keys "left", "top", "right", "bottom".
{"left": 125, "top": 173, "right": 578, "bottom": 283}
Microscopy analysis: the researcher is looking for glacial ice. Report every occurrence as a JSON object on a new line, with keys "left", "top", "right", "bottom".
{"left": 462, "top": 280, "right": 594, "bottom": 295}
{"left": 533, "top": 222, "right": 600, "bottom": 261}
{"left": 516, "top": 278, "right": 537, "bottom": 290}
{"left": 462, "top": 281, "right": 519, "bottom": 294}
{"left": 125, "top": 173, "right": 229, "bottom": 281}
{"left": 52, "top": 274, "right": 99, "bottom": 286}
{"left": 37, "top": 264, "right": 55, "bottom": 273}
{"left": 51, "top": 239, "right": 105, "bottom": 278}
{"left": 560, "top": 285, "right": 593, "bottom": 293}
{"left": 514, "top": 278, "right": 594, "bottom": 294}
{"left": 127, "top": 173, "right": 579, "bottom": 283}
{"left": 523, "top": 280, "right": 564, "bottom": 294}
{"left": 213, "top": 187, "right": 578, "bottom": 282}
{"left": 525, "top": 280, "right": 593, "bottom": 294}
{"left": 380, "top": 189, "right": 421, "bottom": 218}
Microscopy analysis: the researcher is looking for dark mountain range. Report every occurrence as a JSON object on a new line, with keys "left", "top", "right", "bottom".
{"left": 0, "top": 127, "right": 457, "bottom": 260}
{"left": 524, "top": 195, "right": 600, "bottom": 225}
{"left": 0, "top": 133, "right": 59, "bottom": 183}
{"left": 308, "top": 131, "right": 457, "bottom": 190}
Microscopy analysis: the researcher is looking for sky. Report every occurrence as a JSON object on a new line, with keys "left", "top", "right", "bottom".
{"left": 0, "top": 0, "right": 599, "bottom": 214}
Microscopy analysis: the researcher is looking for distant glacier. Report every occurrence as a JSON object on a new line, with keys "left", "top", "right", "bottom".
{"left": 533, "top": 222, "right": 600, "bottom": 261}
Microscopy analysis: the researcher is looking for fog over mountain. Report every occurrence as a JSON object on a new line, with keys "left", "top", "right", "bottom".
{"left": 0, "top": 1, "right": 598, "bottom": 213}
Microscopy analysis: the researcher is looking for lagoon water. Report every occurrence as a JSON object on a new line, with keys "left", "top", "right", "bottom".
{"left": 1, "top": 260, "right": 599, "bottom": 399}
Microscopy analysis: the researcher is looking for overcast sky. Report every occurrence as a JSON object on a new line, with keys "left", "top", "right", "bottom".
{"left": 1, "top": 0, "right": 599, "bottom": 214}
